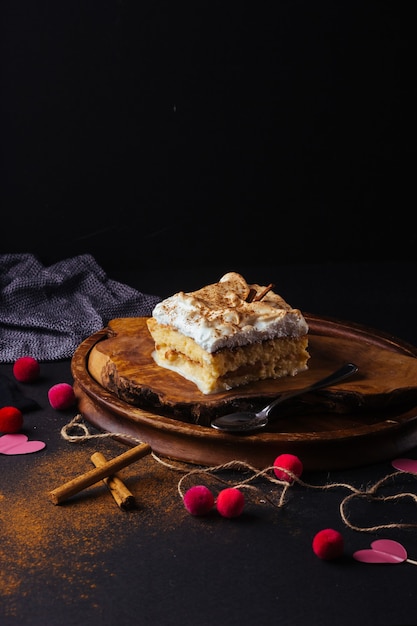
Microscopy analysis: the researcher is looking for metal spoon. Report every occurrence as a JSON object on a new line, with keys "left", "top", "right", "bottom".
{"left": 210, "top": 362, "right": 358, "bottom": 434}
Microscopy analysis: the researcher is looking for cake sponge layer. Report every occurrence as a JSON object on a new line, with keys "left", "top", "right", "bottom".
{"left": 147, "top": 318, "right": 309, "bottom": 394}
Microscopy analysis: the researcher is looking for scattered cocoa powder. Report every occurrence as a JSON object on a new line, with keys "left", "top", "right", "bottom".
{"left": 1, "top": 418, "right": 279, "bottom": 620}
{"left": 0, "top": 436, "right": 187, "bottom": 617}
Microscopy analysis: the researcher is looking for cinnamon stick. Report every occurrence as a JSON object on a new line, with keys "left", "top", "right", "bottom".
{"left": 49, "top": 442, "right": 151, "bottom": 505}
{"left": 245, "top": 288, "right": 257, "bottom": 303}
{"left": 90, "top": 451, "right": 136, "bottom": 510}
{"left": 254, "top": 283, "right": 275, "bottom": 301}
{"left": 246, "top": 283, "right": 274, "bottom": 303}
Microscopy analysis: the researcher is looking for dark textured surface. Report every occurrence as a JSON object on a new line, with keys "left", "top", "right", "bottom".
{"left": 1, "top": 263, "right": 417, "bottom": 625}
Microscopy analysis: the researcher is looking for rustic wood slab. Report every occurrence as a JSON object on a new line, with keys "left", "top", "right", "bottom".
{"left": 71, "top": 315, "right": 417, "bottom": 470}
{"left": 86, "top": 317, "right": 417, "bottom": 425}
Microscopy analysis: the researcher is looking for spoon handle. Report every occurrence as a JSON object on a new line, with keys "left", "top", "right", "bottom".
{"left": 263, "top": 362, "right": 358, "bottom": 419}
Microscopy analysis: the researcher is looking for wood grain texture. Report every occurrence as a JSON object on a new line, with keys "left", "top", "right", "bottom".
{"left": 71, "top": 315, "right": 417, "bottom": 470}
{"left": 86, "top": 317, "right": 417, "bottom": 425}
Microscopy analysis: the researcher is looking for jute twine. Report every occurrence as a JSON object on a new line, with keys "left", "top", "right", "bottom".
{"left": 61, "top": 414, "right": 417, "bottom": 533}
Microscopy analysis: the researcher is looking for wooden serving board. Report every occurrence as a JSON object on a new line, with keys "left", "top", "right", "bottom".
{"left": 86, "top": 317, "right": 417, "bottom": 424}
{"left": 71, "top": 315, "right": 417, "bottom": 470}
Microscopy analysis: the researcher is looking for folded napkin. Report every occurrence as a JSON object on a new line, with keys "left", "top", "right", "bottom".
{"left": 0, "top": 253, "right": 161, "bottom": 362}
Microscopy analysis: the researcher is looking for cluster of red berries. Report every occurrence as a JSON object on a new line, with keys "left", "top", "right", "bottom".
{"left": 182, "top": 451, "right": 344, "bottom": 560}
{"left": 183, "top": 485, "right": 245, "bottom": 518}
{"left": 0, "top": 356, "right": 77, "bottom": 434}
{"left": 182, "top": 452, "right": 303, "bottom": 520}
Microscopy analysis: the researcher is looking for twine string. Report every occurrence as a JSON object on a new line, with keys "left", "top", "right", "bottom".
{"left": 61, "top": 414, "right": 417, "bottom": 533}
{"left": 61, "top": 413, "right": 185, "bottom": 468}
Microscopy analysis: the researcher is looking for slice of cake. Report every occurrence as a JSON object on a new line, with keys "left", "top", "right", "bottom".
{"left": 146, "top": 272, "right": 310, "bottom": 395}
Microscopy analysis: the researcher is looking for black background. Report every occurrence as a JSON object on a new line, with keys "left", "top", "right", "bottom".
{"left": 2, "top": 6, "right": 417, "bottom": 623}
{"left": 2, "top": 1, "right": 415, "bottom": 272}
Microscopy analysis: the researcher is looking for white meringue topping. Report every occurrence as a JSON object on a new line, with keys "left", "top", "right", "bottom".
{"left": 150, "top": 272, "right": 309, "bottom": 353}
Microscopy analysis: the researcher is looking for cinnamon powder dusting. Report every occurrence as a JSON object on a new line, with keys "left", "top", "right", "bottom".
{"left": 0, "top": 439, "right": 184, "bottom": 617}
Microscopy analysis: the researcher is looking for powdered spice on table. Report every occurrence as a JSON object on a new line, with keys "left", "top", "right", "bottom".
{"left": 0, "top": 437, "right": 185, "bottom": 617}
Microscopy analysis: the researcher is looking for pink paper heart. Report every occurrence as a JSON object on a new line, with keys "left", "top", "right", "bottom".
{"left": 0, "top": 433, "right": 46, "bottom": 455}
{"left": 353, "top": 539, "right": 407, "bottom": 564}
{"left": 391, "top": 458, "right": 417, "bottom": 474}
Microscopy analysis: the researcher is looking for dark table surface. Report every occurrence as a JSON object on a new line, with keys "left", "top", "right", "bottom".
{"left": 1, "top": 261, "right": 417, "bottom": 626}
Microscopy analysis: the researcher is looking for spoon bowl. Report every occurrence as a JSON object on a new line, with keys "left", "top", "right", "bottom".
{"left": 210, "top": 362, "right": 359, "bottom": 434}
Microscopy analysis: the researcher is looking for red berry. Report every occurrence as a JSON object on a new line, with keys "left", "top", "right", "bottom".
{"left": 216, "top": 488, "right": 245, "bottom": 518}
{"left": 183, "top": 485, "right": 215, "bottom": 515}
{"left": 48, "top": 383, "right": 76, "bottom": 410}
{"left": 312, "top": 528, "right": 344, "bottom": 560}
{"left": 273, "top": 453, "right": 303, "bottom": 483}
{"left": 13, "top": 356, "right": 40, "bottom": 382}
{"left": 0, "top": 406, "right": 24, "bottom": 433}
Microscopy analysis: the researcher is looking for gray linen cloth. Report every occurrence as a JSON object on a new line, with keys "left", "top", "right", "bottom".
{"left": 0, "top": 253, "right": 161, "bottom": 362}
